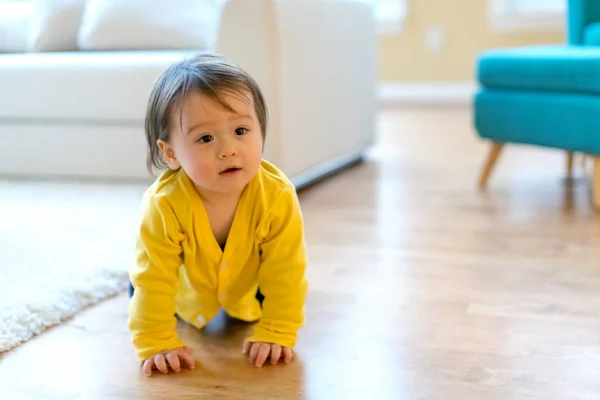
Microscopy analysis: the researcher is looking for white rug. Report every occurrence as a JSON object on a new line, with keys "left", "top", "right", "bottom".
{"left": 0, "top": 179, "right": 148, "bottom": 352}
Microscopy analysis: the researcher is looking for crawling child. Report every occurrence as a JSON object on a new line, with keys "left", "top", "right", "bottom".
{"left": 128, "top": 53, "right": 308, "bottom": 377}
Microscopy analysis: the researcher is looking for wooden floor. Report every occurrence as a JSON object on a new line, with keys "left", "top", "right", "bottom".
{"left": 3, "top": 107, "right": 600, "bottom": 399}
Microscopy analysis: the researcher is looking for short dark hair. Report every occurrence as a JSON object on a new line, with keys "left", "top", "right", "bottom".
{"left": 144, "top": 53, "right": 268, "bottom": 173}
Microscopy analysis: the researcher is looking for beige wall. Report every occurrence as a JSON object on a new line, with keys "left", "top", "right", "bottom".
{"left": 379, "top": 0, "right": 565, "bottom": 82}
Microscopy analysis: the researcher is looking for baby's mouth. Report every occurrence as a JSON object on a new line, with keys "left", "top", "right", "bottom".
{"left": 220, "top": 167, "right": 241, "bottom": 175}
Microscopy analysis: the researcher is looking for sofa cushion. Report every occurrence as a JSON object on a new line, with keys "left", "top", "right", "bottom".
{"left": 28, "top": 0, "right": 86, "bottom": 52}
{"left": 0, "top": 50, "right": 202, "bottom": 121}
{"left": 78, "top": 0, "right": 220, "bottom": 51}
{"left": 584, "top": 22, "right": 600, "bottom": 46}
{"left": 0, "top": 2, "right": 32, "bottom": 53}
{"left": 476, "top": 45, "right": 600, "bottom": 95}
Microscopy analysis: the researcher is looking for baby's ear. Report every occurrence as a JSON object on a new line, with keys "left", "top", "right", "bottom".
{"left": 157, "top": 139, "right": 181, "bottom": 170}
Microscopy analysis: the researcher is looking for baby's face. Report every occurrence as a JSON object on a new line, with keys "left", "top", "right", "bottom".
{"left": 165, "top": 90, "right": 264, "bottom": 197}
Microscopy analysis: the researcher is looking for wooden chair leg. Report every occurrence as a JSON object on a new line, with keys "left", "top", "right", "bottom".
{"left": 566, "top": 151, "right": 574, "bottom": 179}
{"left": 594, "top": 157, "right": 600, "bottom": 211}
{"left": 479, "top": 142, "right": 504, "bottom": 190}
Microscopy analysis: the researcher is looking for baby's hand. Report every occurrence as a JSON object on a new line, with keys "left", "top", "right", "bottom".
{"left": 142, "top": 346, "right": 195, "bottom": 377}
{"left": 242, "top": 341, "right": 294, "bottom": 367}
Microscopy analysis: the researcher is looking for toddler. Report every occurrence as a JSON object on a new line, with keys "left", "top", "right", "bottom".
{"left": 128, "top": 53, "right": 308, "bottom": 377}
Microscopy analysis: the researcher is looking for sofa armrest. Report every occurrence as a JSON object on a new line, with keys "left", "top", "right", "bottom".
{"left": 567, "top": 0, "right": 600, "bottom": 45}
{"left": 216, "top": 0, "right": 377, "bottom": 177}
{"left": 215, "top": 0, "right": 280, "bottom": 164}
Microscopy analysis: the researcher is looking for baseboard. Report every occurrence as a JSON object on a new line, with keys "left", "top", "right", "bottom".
{"left": 292, "top": 147, "right": 365, "bottom": 191}
{"left": 378, "top": 81, "right": 478, "bottom": 106}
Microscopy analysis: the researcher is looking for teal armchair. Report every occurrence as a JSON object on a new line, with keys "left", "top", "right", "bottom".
{"left": 473, "top": 0, "right": 600, "bottom": 210}
{"left": 567, "top": 0, "right": 600, "bottom": 45}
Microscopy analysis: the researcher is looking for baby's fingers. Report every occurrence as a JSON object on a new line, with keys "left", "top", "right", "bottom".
{"left": 282, "top": 347, "right": 294, "bottom": 364}
{"left": 142, "top": 357, "right": 155, "bottom": 377}
{"left": 166, "top": 352, "right": 180, "bottom": 373}
{"left": 177, "top": 348, "right": 196, "bottom": 370}
{"left": 155, "top": 353, "right": 169, "bottom": 374}
{"left": 254, "top": 344, "right": 271, "bottom": 368}
{"left": 270, "top": 344, "right": 282, "bottom": 365}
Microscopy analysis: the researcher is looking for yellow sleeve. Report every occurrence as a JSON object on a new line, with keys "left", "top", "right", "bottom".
{"left": 128, "top": 193, "right": 185, "bottom": 361}
{"left": 246, "top": 186, "right": 309, "bottom": 349}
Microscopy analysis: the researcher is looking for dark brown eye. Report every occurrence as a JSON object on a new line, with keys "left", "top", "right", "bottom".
{"left": 235, "top": 128, "right": 247, "bottom": 136}
{"left": 198, "top": 135, "right": 213, "bottom": 143}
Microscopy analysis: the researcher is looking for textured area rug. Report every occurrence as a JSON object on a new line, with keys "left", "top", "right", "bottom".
{"left": 0, "top": 180, "right": 148, "bottom": 352}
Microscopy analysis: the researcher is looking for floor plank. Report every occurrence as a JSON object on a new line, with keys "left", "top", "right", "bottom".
{"left": 2, "top": 106, "right": 600, "bottom": 399}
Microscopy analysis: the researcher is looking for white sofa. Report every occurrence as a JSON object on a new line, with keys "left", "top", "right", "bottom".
{"left": 0, "top": 0, "right": 377, "bottom": 189}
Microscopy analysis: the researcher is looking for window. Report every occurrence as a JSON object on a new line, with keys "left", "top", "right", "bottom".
{"left": 376, "top": 0, "right": 407, "bottom": 34}
{"left": 489, "top": 0, "right": 565, "bottom": 31}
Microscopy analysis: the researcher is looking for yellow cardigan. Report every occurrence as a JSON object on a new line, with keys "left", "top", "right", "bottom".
{"left": 128, "top": 160, "right": 308, "bottom": 361}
